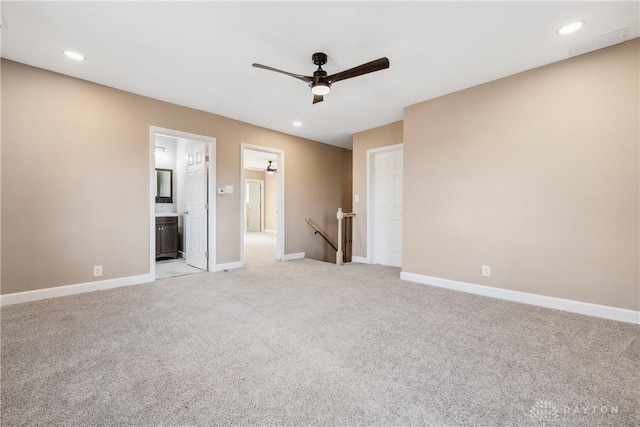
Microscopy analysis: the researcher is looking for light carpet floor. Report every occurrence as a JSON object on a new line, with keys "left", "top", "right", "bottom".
{"left": 244, "top": 231, "right": 278, "bottom": 267}
{"left": 1, "top": 259, "right": 638, "bottom": 426}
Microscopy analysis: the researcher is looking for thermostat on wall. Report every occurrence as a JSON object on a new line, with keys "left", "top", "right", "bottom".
{"left": 217, "top": 188, "right": 225, "bottom": 195}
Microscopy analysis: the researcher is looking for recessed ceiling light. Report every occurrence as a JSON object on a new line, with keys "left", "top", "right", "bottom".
{"left": 557, "top": 21, "right": 584, "bottom": 35}
{"left": 293, "top": 121, "right": 302, "bottom": 127}
{"left": 63, "top": 50, "right": 86, "bottom": 61}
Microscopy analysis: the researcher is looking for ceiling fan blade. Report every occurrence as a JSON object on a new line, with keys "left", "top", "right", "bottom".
{"left": 313, "top": 94, "right": 324, "bottom": 104}
{"left": 252, "top": 63, "right": 313, "bottom": 84}
{"left": 327, "top": 57, "right": 390, "bottom": 84}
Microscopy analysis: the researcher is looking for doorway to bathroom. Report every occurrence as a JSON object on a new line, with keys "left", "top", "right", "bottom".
{"left": 149, "top": 126, "right": 216, "bottom": 280}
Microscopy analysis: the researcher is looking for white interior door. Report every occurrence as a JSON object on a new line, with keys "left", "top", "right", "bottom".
{"left": 185, "top": 143, "right": 208, "bottom": 270}
{"left": 246, "top": 179, "right": 262, "bottom": 232}
{"left": 373, "top": 147, "right": 403, "bottom": 267}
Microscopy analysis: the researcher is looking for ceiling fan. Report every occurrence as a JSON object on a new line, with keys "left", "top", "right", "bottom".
{"left": 252, "top": 52, "right": 390, "bottom": 104}
{"left": 266, "top": 160, "right": 277, "bottom": 174}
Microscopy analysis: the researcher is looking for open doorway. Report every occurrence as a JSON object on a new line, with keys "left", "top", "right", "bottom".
{"left": 241, "top": 144, "right": 284, "bottom": 266}
{"left": 149, "top": 126, "right": 216, "bottom": 280}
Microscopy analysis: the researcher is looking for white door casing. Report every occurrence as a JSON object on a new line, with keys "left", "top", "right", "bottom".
{"left": 185, "top": 143, "right": 208, "bottom": 270}
{"left": 246, "top": 179, "right": 262, "bottom": 232}
{"left": 371, "top": 146, "right": 403, "bottom": 267}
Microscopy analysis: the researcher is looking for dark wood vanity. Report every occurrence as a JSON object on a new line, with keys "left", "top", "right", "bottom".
{"left": 156, "top": 216, "right": 178, "bottom": 259}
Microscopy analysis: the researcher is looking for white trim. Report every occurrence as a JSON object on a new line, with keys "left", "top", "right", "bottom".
{"left": 207, "top": 140, "right": 217, "bottom": 272}
{"left": 215, "top": 262, "right": 244, "bottom": 272}
{"left": 366, "top": 143, "right": 403, "bottom": 266}
{"left": 0, "top": 274, "right": 151, "bottom": 306}
{"left": 351, "top": 256, "right": 370, "bottom": 264}
{"left": 263, "top": 229, "right": 277, "bottom": 234}
{"left": 283, "top": 252, "right": 305, "bottom": 261}
{"left": 240, "top": 144, "right": 285, "bottom": 263}
{"left": 400, "top": 271, "right": 640, "bottom": 325}
{"left": 149, "top": 126, "right": 217, "bottom": 278}
{"left": 149, "top": 131, "right": 156, "bottom": 281}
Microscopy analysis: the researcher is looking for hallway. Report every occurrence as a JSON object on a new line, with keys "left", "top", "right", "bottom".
{"left": 244, "top": 231, "right": 278, "bottom": 266}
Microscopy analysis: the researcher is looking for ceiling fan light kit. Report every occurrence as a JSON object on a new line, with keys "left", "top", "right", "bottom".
{"left": 253, "top": 52, "right": 389, "bottom": 104}
{"left": 311, "top": 83, "right": 331, "bottom": 96}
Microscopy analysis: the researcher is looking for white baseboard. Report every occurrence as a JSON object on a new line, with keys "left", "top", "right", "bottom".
{"left": 283, "top": 252, "right": 305, "bottom": 261}
{"left": 263, "top": 229, "right": 277, "bottom": 234}
{"left": 400, "top": 272, "right": 640, "bottom": 325}
{"left": 215, "top": 262, "right": 243, "bottom": 272}
{"left": 0, "top": 274, "right": 152, "bottom": 306}
{"left": 351, "top": 256, "right": 369, "bottom": 264}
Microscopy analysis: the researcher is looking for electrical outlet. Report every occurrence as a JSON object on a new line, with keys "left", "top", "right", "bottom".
{"left": 93, "top": 265, "right": 103, "bottom": 277}
{"left": 482, "top": 265, "right": 491, "bottom": 277}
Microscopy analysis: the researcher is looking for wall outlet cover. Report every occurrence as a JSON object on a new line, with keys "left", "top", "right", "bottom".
{"left": 482, "top": 265, "right": 491, "bottom": 277}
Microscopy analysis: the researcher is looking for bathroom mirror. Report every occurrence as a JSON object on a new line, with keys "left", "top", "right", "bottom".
{"left": 155, "top": 168, "right": 173, "bottom": 203}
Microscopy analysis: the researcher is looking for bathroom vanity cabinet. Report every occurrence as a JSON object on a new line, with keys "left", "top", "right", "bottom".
{"left": 156, "top": 216, "right": 178, "bottom": 260}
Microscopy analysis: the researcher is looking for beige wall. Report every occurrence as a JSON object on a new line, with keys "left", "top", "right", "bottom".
{"left": 351, "top": 121, "right": 403, "bottom": 258}
{"left": 244, "top": 170, "right": 266, "bottom": 181}
{"left": 1, "top": 60, "right": 351, "bottom": 294}
{"left": 340, "top": 149, "right": 353, "bottom": 212}
{"left": 403, "top": 40, "right": 639, "bottom": 311}
{"left": 264, "top": 172, "right": 277, "bottom": 232}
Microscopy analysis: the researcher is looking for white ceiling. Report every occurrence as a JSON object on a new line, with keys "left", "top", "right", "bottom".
{"left": 243, "top": 148, "right": 277, "bottom": 172}
{"left": 1, "top": 2, "right": 638, "bottom": 149}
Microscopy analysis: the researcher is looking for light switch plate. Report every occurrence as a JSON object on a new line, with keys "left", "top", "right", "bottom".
{"left": 225, "top": 185, "right": 234, "bottom": 194}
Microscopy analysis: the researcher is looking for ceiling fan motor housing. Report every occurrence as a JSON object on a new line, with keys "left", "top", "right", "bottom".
{"left": 311, "top": 53, "right": 330, "bottom": 93}
{"left": 312, "top": 69, "right": 329, "bottom": 89}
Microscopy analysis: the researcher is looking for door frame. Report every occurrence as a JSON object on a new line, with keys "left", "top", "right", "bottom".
{"left": 245, "top": 178, "right": 265, "bottom": 232}
{"left": 240, "top": 144, "right": 285, "bottom": 263}
{"left": 149, "top": 126, "right": 217, "bottom": 281}
{"left": 367, "top": 143, "right": 403, "bottom": 265}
